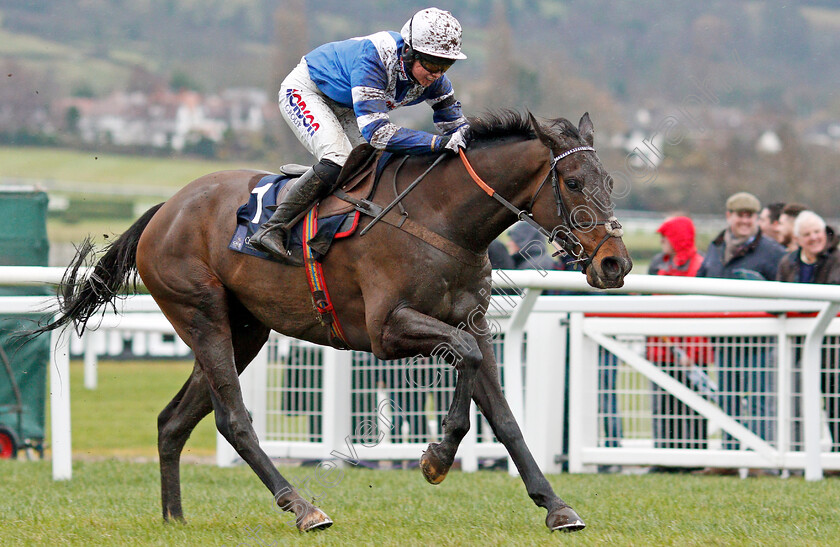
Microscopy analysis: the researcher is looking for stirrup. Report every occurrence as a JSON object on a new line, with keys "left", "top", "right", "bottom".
{"left": 251, "top": 226, "right": 293, "bottom": 257}
{"left": 250, "top": 233, "right": 303, "bottom": 266}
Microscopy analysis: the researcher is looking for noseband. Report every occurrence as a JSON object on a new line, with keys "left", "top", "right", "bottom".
{"left": 459, "top": 146, "right": 623, "bottom": 273}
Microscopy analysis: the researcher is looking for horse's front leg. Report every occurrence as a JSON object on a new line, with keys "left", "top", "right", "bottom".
{"left": 472, "top": 350, "right": 586, "bottom": 532}
{"left": 375, "top": 307, "right": 482, "bottom": 484}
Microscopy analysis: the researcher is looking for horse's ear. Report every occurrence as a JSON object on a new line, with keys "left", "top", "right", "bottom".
{"left": 527, "top": 111, "right": 552, "bottom": 147}
{"left": 579, "top": 112, "right": 594, "bottom": 146}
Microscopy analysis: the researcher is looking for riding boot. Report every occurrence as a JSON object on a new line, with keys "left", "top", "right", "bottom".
{"left": 250, "top": 166, "right": 334, "bottom": 262}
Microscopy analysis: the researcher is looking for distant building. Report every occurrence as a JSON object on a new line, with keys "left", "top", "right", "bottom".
{"left": 803, "top": 121, "right": 840, "bottom": 151}
{"left": 55, "top": 88, "right": 268, "bottom": 151}
{"left": 755, "top": 130, "right": 782, "bottom": 154}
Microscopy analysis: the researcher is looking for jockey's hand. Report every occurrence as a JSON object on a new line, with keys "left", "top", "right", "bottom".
{"left": 442, "top": 125, "right": 471, "bottom": 154}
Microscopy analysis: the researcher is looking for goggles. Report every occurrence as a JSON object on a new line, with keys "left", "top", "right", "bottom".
{"left": 416, "top": 54, "right": 455, "bottom": 74}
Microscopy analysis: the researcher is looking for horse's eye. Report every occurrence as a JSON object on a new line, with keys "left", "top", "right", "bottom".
{"left": 565, "top": 179, "right": 581, "bottom": 191}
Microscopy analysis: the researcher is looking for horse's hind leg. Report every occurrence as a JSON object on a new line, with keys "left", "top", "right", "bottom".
{"left": 158, "top": 366, "right": 212, "bottom": 522}
{"left": 376, "top": 307, "right": 483, "bottom": 485}
{"left": 471, "top": 353, "right": 585, "bottom": 532}
{"left": 157, "top": 301, "right": 270, "bottom": 523}
{"left": 157, "top": 288, "right": 331, "bottom": 532}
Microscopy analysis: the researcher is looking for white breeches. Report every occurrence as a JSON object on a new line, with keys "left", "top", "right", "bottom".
{"left": 278, "top": 58, "right": 365, "bottom": 166}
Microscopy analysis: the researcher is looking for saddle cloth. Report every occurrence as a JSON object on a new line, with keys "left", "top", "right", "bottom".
{"left": 228, "top": 175, "right": 359, "bottom": 263}
{"left": 228, "top": 145, "right": 393, "bottom": 263}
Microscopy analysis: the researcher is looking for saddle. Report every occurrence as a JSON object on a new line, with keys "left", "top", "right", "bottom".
{"left": 231, "top": 145, "right": 386, "bottom": 264}
{"left": 234, "top": 144, "right": 484, "bottom": 267}
{"left": 275, "top": 144, "right": 382, "bottom": 220}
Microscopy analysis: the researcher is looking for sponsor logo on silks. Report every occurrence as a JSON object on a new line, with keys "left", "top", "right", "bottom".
{"left": 285, "top": 89, "right": 321, "bottom": 137}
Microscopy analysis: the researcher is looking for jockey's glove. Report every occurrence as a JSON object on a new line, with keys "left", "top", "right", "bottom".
{"left": 441, "top": 125, "right": 472, "bottom": 154}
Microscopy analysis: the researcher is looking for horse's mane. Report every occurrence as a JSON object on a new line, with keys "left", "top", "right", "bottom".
{"left": 468, "top": 110, "right": 582, "bottom": 144}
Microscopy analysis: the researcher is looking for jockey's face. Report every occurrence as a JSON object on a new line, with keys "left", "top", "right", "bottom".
{"left": 410, "top": 60, "right": 445, "bottom": 87}
{"left": 409, "top": 53, "right": 454, "bottom": 87}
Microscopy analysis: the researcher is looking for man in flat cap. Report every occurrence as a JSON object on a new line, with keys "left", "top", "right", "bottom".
{"left": 694, "top": 192, "right": 786, "bottom": 468}
{"left": 697, "top": 191, "right": 785, "bottom": 281}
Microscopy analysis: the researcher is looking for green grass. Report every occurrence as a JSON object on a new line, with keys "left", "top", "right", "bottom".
{"left": 0, "top": 146, "right": 269, "bottom": 244}
{"left": 51, "top": 361, "right": 216, "bottom": 459}
{"left": 0, "top": 29, "right": 132, "bottom": 95}
{"left": 0, "top": 146, "right": 261, "bottom": 188}
{"left": 1, "top": 460, "right": 839, "bottom": 546}
{"left": 47, "top": 218, "right": 142, "bottom": 245}
{"left": 0, "top": 29, "right": 71, "bottom": 58}
{"left": 9, "top": 360, "right": 838, "bottom": 545}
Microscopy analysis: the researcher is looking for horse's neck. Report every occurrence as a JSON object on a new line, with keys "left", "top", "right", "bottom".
{"left": 444, "top": 139, "right": 546, "bottom": 253}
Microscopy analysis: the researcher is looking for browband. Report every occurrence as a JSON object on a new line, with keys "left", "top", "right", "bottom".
{"left": 551, "top": 146, "right": 595, "bottom": 166}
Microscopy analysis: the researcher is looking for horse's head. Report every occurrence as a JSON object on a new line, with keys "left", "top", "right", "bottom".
{"left": 526, "top": 112, "right": 632, "bottom": 288}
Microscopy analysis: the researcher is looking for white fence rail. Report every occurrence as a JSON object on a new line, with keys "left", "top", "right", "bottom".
{"left": 3, "top": 267, "right": 840, "bottom": 482}
{"left": 563, "top": 298, "right": 840, "bottom": 477}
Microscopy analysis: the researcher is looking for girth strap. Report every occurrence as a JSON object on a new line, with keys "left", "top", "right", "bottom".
{"left": 302, "top": 208, "right": 351, "bottom": 350}
{"left": 377, "top": 209, "right": 488, "bottom": 268}
{"left": 333, "top": 188, "right": 487, "bottom": 268}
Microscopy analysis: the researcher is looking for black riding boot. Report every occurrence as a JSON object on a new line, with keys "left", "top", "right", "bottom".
{"left": 250, "top": 162, "right": 339, "bottom": 263}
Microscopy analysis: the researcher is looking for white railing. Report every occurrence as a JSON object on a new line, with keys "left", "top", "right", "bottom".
{"left": 3, "top": 267, "right": 840, "bottom": 482}
{"left": 561, "top": 296, "right": 840, "bottom": 477}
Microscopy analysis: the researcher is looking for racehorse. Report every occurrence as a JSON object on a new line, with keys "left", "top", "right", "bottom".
{"left": 31, "top": 111, "right": 631, "bottom": 533}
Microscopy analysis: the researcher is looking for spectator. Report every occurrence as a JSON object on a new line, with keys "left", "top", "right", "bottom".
{"left": 778, "top": 211, "right": 840, "bottom": 284}
{"left": 777, "top": 211, "right": 840, "bottom": 453}
{"left": 758, "top": 202, "right": 786, "bottom": 246}
{"left": 598, "top": 351, "right": 623, "bottom": 458}
{"left": 506, "top": 222, "right": 625, "bottom": 462}
{"left": 647, "top": 217, "right": 712, "bottom": 469}
{"left": 506, "top": 222, "right": 556, "bottom": 271}
{"left": 697, "top": 192, "right": 786, "bottom": 281}
{"left": 649, "top": 216, "right": 704, "bottom": 276}
{"left": 697, "top": 192, "right": 785, "bottom": 462}
{"left": 488, "top": 238, "right": 514, "bottom": 270}
{"left": 777, "top": 203, "right": 808, "bottom": 252}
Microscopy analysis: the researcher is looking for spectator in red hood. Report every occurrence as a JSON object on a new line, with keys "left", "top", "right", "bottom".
{"left": 649, "top": 216, "right": 704, "bottom": 277}
{"left": 647, "top": 215, "right": 712, "bottom": 472}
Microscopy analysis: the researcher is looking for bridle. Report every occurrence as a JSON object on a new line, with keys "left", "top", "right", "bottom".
{"left": 458, "top": 145, "right": 624, "bottom": 273}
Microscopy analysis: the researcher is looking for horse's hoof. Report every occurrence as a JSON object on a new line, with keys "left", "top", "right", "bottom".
{"left": 297, "top": 507, "right": 333, "bottom": 532}
{"left": 162, "top": 510, "right": 186, "bottom": 524}
{"left": 420, "top": 443, "right": 449, "bottom": 485}
{"left": 546, "top": 506, "right": 586, "bottom": 532}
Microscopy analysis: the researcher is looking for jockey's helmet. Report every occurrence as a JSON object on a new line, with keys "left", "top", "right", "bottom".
{"left": 400, "top": 8, "right": 467, "bottom": 61}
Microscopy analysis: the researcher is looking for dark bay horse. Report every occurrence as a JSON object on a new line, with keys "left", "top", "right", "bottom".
{"left": 34, "top": 112, "right": 631, "bottom": 533}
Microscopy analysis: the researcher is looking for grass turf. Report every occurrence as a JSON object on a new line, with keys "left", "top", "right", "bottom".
{"left": 1, "top": 460, "right": 839, "bottom": 546}
{"left": 0, "top": 146, "right": 258, "bottom": 189}
{"left": 56, "top": 361, "right": 217, "bottom": 459}
{"left": 2, "top": 361, "right": 836, "bottom": 545}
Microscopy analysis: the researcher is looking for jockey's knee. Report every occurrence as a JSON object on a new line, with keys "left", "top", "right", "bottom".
{"left": 313, "top": 158, "right": 342, "bottom": 186}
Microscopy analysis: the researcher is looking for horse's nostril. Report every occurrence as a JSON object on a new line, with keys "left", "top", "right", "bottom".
{"left": 600, "top": 257, "right": 622, "bottom": 279}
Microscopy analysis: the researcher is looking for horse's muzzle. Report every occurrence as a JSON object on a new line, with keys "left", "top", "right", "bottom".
{"left": 587, "top": 256, "right": 632, "bottom": 289}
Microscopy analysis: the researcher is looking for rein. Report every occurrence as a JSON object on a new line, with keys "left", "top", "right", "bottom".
{"left": 336, "top": 154, "right": 486, "bottom": 267}
{"left": 359, "top": 153, "right": 448, "bottom": 236}
{"left": 457, "top": 148, "right": 623, "bottom": 273}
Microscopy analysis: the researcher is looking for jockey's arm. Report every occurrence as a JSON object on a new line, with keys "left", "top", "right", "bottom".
{"left": 351, "top": 62, "right": 466, "bottom": 155}
{"left": 427, "top": 79, "right": 469, "bottom": 136}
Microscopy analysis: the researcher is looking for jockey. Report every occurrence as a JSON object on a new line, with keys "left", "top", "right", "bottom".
{"left": 250, "top": 7, "right": 472, "bottom": 262}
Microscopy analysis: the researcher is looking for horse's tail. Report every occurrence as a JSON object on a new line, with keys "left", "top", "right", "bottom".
{"left": 24, "top": 202, "right": 165, "bottom": 341}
